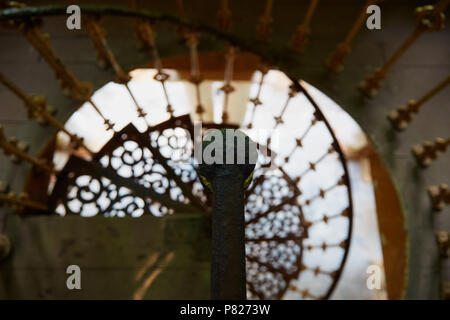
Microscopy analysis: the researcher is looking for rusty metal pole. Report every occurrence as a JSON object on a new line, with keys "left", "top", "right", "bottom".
{"left": 198, "top": 128, "right": 257, "bottom": 300}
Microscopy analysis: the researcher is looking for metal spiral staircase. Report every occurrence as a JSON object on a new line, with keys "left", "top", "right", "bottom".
{"left": 0, "top": 0, "right": 448, "bottom": 299}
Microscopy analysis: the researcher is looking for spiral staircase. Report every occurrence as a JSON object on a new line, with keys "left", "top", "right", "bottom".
{"left": 0, "top": 0, "right": 448, "bottom": 299}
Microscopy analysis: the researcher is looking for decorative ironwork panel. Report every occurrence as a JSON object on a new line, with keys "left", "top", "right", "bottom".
{"left": 147, "top": 115, "right": 207, "bottom": 203}
{"left": 95, "top": 124, "right": 186, "bottom": 210}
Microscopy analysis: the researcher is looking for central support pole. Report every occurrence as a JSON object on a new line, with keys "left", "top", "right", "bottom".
{"left": 211, "top": 170, "right": 247, "bottom": 299}
{"left": 198, "top": 128, "right": 257, "bottom": 300}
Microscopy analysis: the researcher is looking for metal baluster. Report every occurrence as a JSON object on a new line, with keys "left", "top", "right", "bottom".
{"left": 129, "top": 0, "right": 151, "bottom": 50}
{"left": 290, "top": 0, "right": 320, "bottom": 52}
{"left": 247, "top": 64, "right": 269, "bottom": 129}
{"left": 0, "top": 188, "right": 48, "bottom": 212}
{"left": 172, "top": 0, "right": 205, "bottom": 121}
{"left": 218, "top": 0, "right": 232, "bottom": 31}
{"left": 4, "top": 1, "right": 116, "bottom": 131}
{"left": 436, "top": 231, "right": 450, "bottom": 258}
{"left": 359, "top": 1, "right": 448, "bottom": 97}
{"left": 388, "top": 75, "right": 450, "bottom": 131}
{"left": 0, "top": 73, "right": 87, "bottom": 151}
{"left": 186, "top": 33, "right": 205, "bottom": 121}
{"left": 220, "top": 46, "right": 236, "bottom": 123}
{"left": 256, "top": 0, "right": 274, "bottom": 42}
{"left": 84, "top": 14, "right": 150, "bottom": 127}
{"left": 412, "top": 137, "right": 449, "bottom": 168}
{"left": 267, "top": 84, "right": 300, "bottom": 148}
{"left": 0, "top": 125, "right": 54, "bottom": 173}
{"left": 8, "top": 9, "right": 92, "bottom": 101}
{"left": 136, "top": 20, "right": 174, "bottom": 117}
{"left": 428, "top": 184, "right": 450, "bottom": 211}
{"left": 326, "top": 0, "right": 382, "bottom": 73}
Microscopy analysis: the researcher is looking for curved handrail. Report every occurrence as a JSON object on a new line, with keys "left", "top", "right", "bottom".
{"left": 0, "top": 5, "right": 297, "bottom": 69}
